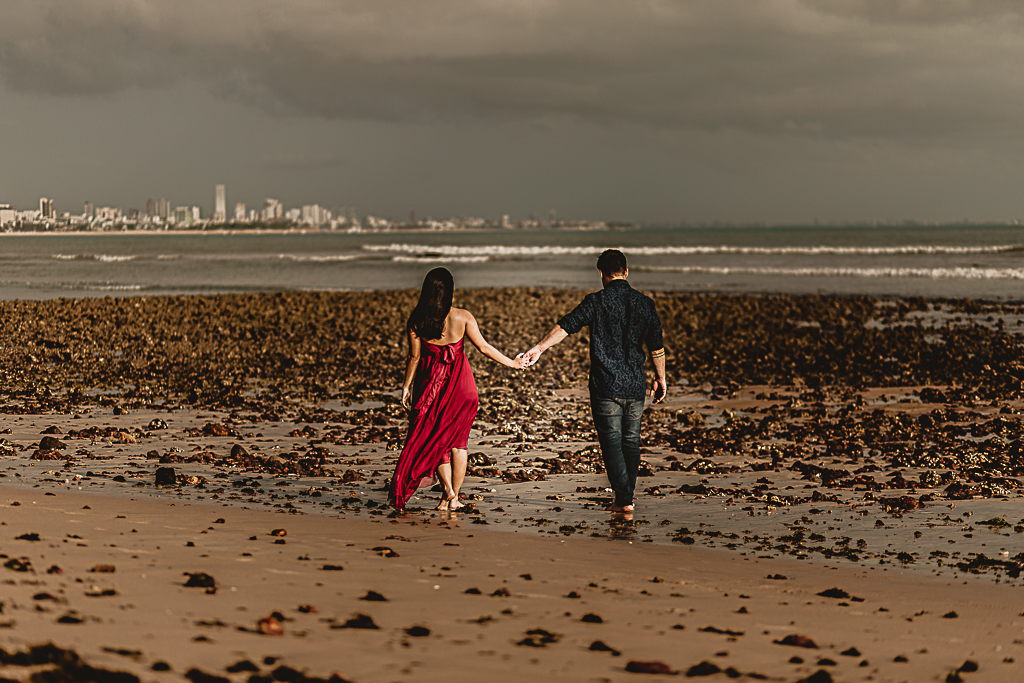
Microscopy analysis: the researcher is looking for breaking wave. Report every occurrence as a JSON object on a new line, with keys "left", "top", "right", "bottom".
{"left": 637, "top": 266, "right": 1024, "bottom": 280}
{"left": 392, "top": 255, "right": 490, "bottom": 264}
{"left": 52, "top": 253, "right": 138, "bottom": 262}
{"left": 365, "top": 243, "right": 1023, "bottom": 257}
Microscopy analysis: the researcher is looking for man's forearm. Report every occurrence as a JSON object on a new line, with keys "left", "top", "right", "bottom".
{"left": 535, "top": 325, "right": 568, "bottom": 352}
{"left": 651, "top": 356, "right": 667, "bottom": 382}
{"left": 651, "top": 348, "right": 666, "bottom": 381}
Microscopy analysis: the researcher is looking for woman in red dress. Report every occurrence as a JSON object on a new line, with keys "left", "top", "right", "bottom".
{"left": 389, "top": 268, "right": 524, "bottom": 511}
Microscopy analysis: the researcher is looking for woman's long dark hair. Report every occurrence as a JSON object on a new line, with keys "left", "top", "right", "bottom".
{"left": 408, "top": 267, "right": 454, "bottom": 340}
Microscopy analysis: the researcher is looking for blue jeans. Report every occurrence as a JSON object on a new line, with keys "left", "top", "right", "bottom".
{"left": 591, "top": 394, "right": 644, "bottom": 507}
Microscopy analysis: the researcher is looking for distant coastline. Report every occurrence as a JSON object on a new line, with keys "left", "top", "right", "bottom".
{"left": 0, "top": 224, "right": 635, "bottom": 237}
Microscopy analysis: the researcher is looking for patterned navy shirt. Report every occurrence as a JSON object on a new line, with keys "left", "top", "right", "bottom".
{"left": 557, "top": 279, "right": 664, "bottom": 400}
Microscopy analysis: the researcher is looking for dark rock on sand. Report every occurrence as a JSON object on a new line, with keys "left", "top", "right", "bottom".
{"left": 403, "top": 626, "right": 430, "bottom": 637}
{"left": 589, "top": 640, "right": 621, "bottom": 656}
{"left": 776, "top": 634, "right": 818, "bottom": 648}
{"left": 183, "top": 572, "right": 217, "bottom": 593}
{"left": 517, "top": 629, "right": 560, "bottom": 647}
{"left": 154, "top": 467, "right": 176, "bottom": 487}
{"left": 38, "top": 436, "right": 66, "bottom": 450}
{"left": 625, "top": 660, "right": 675, "bottom": 674}
{"left": 334, "top": 613, "right": 378, "bottom": 630}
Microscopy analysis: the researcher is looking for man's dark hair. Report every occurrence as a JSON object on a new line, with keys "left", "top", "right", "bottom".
{"left": 597, "top": 249, "right": 627, "bottom": 277}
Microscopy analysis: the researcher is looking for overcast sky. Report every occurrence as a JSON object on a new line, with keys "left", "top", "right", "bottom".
{"left": 1, "top": 0, "right": 1023, "bottom": 224}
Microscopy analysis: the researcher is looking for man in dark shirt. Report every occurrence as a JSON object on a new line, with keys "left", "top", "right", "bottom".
{"left": 521, "top": 249, "right": 666, "bottom": 512}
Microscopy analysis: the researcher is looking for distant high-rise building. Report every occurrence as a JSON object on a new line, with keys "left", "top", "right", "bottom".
{"left": 302, "top": 204, "right": 330, "bottom": 226}
{"left": 0, "top": 204, "right": 16, "bottom": 226}
{"left": 234, "top": 202, "right": 246, "bottom": 222}
{"left": 146, "top": 199, "right": 157, "bottom": 217}
{"left": 96, "top": 207, "right": 121, "bottom": 221}
{"left": 39, "top": 198, "right": 54, "bottom": 219}
{"left": 157, "top": 198, "right": 170, "bottom": 220}
{"left": 501, "top": 214, "right": 511, "bottom": 229}
{"left": 173, "top": 206, "right": 193, "bottom": 227}
{"left": 214, "top": 184, "right": 226, "bottom": 223}
{"left": 262, "top": 198, "right": 283, "bottom": 222}
{"left": 83, "top": 201, "right": 94, "bottom": 218}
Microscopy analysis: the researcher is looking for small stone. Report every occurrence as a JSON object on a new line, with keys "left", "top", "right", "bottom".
{"left": 776, "top": 634, "right": 818, "bottom": 648}
{"left": 684, "top": 661, "right": 720, "bottom": 676}
{"left": 588, "top": 640, "right": 621, "bottom": 656}
{"left": 796, "top": 671, "right": 834, "bottom": 683}
{"left": 39, "top": 436, "right": 66, "bottom": 450}
{"left": 257, "top": 616, "right": 283, "bottom": 635}
{"left": 183, "top": 572, "right": 216, "bottom": 594}
{"left": 626, "top": 660, "right": 675, "bottom": 674}
{"left": 336, "top": 613, "right": 379, "bottom": 630}
{"left": 154, "top": 467, "right": 176, "bottom": 486}
{"left": 404, "top": 625, "right": 430, "bottom": 637}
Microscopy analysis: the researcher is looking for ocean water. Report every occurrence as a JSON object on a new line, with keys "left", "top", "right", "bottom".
{"left": 0, "top": 224, "right": 1021, "bottom": 300}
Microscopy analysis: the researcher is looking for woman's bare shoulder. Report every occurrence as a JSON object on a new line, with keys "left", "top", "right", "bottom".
{"left": 449, "top": 307, "right": 475, "bottom": 322}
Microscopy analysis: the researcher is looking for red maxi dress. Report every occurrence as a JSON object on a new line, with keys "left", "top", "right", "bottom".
{"left": 389, "top": 337, "right": 479, "bottom": 510}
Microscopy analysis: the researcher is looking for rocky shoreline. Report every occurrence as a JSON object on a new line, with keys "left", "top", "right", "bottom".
{"left": 1, "top": 290, "right": 1023, "bottom": 682}
{"left": 0, "top": 290, "right": 1020, "bottom": 413}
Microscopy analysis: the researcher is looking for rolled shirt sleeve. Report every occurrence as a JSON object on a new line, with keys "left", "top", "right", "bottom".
{"left": 645, "top": 305, "right": 664, "bottom": 353}
{"left": 557, "top": 294, "right": 595, "bottom": 335}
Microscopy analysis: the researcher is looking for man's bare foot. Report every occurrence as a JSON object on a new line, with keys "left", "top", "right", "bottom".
{"left": 449, "top": 496, "right": 465, "bottom": 510}
{"left": 606, "top": 503, "right": 635, "bottom": 513}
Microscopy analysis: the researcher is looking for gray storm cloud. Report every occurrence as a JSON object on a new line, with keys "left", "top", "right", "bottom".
{"left": 1, "top": 0, "right": 1022, "bottom": 140}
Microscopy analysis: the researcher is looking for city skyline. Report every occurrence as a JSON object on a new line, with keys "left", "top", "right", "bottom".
{"left": 2, "top": 3, "right": 1024, "bottom": 224}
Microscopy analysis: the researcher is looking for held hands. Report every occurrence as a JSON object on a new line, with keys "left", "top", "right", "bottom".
{"left": 517, "top": 346, "right": 543, "bottom": 368}
{"left": 650, "top": 377, "right": 667, "bottom": 404}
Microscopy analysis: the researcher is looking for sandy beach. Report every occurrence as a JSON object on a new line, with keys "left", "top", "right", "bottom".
{"left": 3, "top": 472, "right": 1022, "bottom": 683}
{"left": 0, "top": 289, "right": 1023, "bottom": 682}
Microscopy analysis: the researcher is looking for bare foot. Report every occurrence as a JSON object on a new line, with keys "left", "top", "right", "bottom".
{"left": 449, "top": 497, "right": 466, "bottom": 510}
{"left": 437, "top": 490, "right": 457, "bottom": 510}
{"left": 606, "top": 504, "right": 635, "bottom": 513}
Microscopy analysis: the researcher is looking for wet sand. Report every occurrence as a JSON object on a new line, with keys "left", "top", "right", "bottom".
{"left": 0, "top": 289, "right": 1023, "bottom": 682}
{"left": 3, "top": 474, "right": 1022, "bottom": 683}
